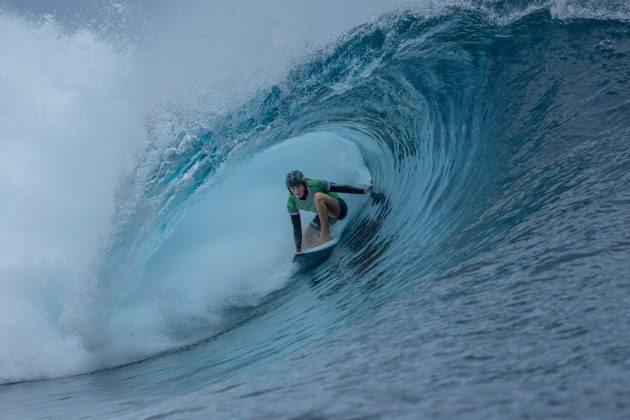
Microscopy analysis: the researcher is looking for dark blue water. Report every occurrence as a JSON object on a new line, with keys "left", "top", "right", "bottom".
{"left": 2, "top": 4, "right": 630, "bottom": 420}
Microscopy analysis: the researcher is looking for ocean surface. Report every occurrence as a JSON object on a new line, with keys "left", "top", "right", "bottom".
{"left": 1, "top": 1, "right": 630, "bottom": 419}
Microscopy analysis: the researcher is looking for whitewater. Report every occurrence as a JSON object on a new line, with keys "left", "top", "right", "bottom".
{"left": 1, "top": 0, "right": 629, "bottom": 418}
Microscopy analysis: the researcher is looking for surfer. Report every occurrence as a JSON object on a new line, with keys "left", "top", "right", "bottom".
{"left": 286, "top": 170, "right": 370, "bottom": 253}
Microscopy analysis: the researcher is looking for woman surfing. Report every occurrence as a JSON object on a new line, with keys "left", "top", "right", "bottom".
{"left": 286, "top": 170, "right": 370, "bottom": 253}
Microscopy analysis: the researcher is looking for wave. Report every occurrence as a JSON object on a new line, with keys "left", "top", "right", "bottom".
{"left": 1, "top": 1, "right": 629, "bottom": 387}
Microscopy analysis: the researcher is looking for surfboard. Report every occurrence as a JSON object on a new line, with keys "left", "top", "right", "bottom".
{"left": 292, "top": 233, "right": 341, "bottom": 266}
{"left": 292, "top": 217, "right": 346, "bottom": 269}
{"left": 295, "top": 236, "right": 338, "bottom": 256}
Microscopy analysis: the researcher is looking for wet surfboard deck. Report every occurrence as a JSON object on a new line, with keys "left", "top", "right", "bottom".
{"left": 293, "top": 236, "right": 338, "bottom": 257}
{"left": 292, "top": 235, "right": 341, "bottom": 269}
{"left": 292, "top": 220, "right": 346, "bottom": 269}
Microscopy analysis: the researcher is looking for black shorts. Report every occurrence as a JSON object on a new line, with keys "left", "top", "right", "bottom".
{"left": 310, "top": 198, "right": 348, "bottom": 230}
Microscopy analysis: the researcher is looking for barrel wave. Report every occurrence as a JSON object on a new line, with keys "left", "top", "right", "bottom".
{"left": 2, "top": 4, "right": 630, "bottom": 420}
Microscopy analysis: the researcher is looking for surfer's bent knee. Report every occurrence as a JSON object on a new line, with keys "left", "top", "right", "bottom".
{"left": 313, "top": 192, "right": 327, "bottom": 204}
{"left": 309, "top": 197, "right": 347, "bottom": 231}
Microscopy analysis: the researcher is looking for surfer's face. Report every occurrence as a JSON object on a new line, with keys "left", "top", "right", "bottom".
{"left": 290, "top": 184, "right": 305, "bottom": 198}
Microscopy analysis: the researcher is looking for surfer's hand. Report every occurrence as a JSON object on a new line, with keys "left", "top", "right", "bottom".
{"left": 364, "top": 184, "right": 372, "bottom": 194}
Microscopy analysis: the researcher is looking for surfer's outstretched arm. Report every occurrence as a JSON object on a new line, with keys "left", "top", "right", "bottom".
{"left": 329, "top": 183, "right": 371, "bottom": 194}
{"left": 290, "top": 213, "right": 302, "bottom": 253}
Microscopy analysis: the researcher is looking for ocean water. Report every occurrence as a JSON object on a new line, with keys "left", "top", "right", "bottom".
{"left": 1, "top": 1, "right": 630, "bottom": 419}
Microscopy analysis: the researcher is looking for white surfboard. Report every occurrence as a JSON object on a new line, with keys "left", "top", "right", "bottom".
{"left": 300, "top": 236, "right": 339, "bottom": 254}
{"left": 292, "top": 224, "right": 344, "bottom": 265}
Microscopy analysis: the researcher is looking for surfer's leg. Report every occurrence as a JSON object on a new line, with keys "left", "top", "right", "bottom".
{"left": 313, "top": 193, "right": 340, "bottom": 246}
{"left": 304, "top": 223, "right": 318, "bottom": 248}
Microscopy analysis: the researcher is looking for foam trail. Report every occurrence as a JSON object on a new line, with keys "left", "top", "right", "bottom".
{"left": 0, "top": 11, "right": 140, "bottom": 381}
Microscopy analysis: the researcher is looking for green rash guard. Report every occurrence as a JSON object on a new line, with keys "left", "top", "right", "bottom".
{"left": 287, "top": 179, "right": 339, "bottom": 215}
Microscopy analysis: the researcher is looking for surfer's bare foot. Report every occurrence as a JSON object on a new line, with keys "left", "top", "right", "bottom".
{"left": 314, "top": 233, "right": 332, "bottom": 247}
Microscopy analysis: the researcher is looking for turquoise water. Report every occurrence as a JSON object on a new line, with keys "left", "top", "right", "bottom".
{"left": 1, "top": 2, "right": 630, "bottom": 419}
